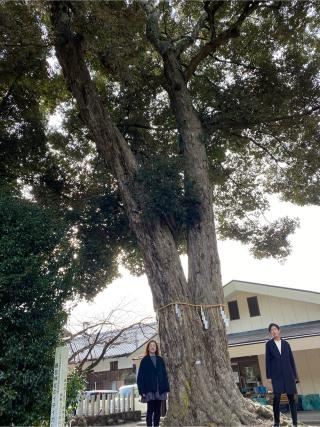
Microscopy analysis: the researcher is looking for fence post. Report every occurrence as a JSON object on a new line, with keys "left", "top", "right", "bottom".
{"left": 102, "top": 393, "right": 106, "bottom": 415}
{"left": 117, "top": 393, "right": 121, "bottom": 413}
{"left": 90, "top": 395, "right": 95, "bottom": 416}
{"left": 84, "top": 395, "right": 89, "bottom": 416}
{"left": 76, "top": 397, "right": 83, "bottom": 416}
{"left": 95, "top": 393, "right": 100, "bottom": 415}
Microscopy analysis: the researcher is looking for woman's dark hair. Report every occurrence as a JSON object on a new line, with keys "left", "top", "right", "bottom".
{"left": 145, "top": 340, "right": 159, "bottom": 356}
{"left": 268, "top": 323, "right": 280, "bottom": 332}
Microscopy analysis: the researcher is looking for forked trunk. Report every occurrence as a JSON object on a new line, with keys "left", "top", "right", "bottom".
{"left": 50, "top": 5, "right": 271, "bottom": 425}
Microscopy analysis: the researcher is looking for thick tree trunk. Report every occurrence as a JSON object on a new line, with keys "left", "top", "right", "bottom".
{"left": 163, "top": 50, "right": 223, "bottom": 305}
{"left": 156, "top": 52, "right": 260, "bottom": 426}
{"left": 50, "top": 4, "right": 267, "bottom": 425}
{"left": 159, "top": 306, "right": 256, "bottom": 426}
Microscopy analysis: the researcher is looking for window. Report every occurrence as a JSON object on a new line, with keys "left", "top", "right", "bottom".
{"left": 110, "top": 361, "right": 118, "bottom": 371}
{"left": 247, "top": 296, "right": 260, "bottom": 317}
{"left": 228, "top": 300, "right": 240, "bottom": 321}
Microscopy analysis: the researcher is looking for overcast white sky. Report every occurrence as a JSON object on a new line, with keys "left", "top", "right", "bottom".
{"left": 69, "top": 197, "right": 320, "bottom": 327}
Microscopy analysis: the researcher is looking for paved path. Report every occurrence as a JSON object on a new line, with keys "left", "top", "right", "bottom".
{"left": 298, "top": 410, "right": 320, "bottom": 425}
{"left": 102, "top": 411, "right": 320, "bottom": 426}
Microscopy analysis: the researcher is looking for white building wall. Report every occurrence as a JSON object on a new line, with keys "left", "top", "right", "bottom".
{"left": 225, "top": 292, "right": 320, "bottom": 334}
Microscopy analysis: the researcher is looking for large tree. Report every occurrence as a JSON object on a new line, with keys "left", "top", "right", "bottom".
{"left": 1, "top": 1, "right": 319, "bottom": 425}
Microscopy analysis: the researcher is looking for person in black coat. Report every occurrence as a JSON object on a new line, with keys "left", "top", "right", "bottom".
{"left": 266, "top": 323, "right": 299, "bottom": 427}
{"left": 137, "top": 340, "right": 170, "bottom": 427}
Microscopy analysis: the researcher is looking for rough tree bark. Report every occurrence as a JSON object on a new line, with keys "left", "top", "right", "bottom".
{"left": 50, "top": 2, "right": 269, "bottom": 425}
{"left": 141, "top": 3, "right": 265, "bottom": 425}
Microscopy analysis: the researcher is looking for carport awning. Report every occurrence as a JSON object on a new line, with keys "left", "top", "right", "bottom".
{"left": 227, "top": 320, "right": 320, "bottom": 347}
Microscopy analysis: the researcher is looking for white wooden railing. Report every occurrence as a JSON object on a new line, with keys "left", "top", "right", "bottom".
{"left": 76, "top": 392, "right": 135, "bottom": 417}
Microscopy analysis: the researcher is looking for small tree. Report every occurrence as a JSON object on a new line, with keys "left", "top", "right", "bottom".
{"left": 65, "top": 370, "right": 87, "bottom": 422}
{"left": 67, "top": 314, "right": 155, "bottom": 373}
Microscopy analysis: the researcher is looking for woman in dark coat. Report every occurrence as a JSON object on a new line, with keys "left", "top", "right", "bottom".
{"left": 266, "top": 323, "right": 298, "bottom": 427}
{"left": 137, "top": 340, "right": 170, "bottom": 427}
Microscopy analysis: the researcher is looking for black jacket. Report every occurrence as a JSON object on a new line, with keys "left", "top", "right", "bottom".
{"left": 265, "top": 338, "right": 297, "bottom": 394}
{"left": 137, "top": 355, "right": 170, "bottom": 395}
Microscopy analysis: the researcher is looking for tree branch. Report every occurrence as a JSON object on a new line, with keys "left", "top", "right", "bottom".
{"left": 68, "top": 320, "right": 151, "bottom": 372}
{"left": 204, "top": 1, "right": 225, "bottom": 40}
{"left": 203, "top": 105, "right": 320, "bottom": 132}
{"left": 175, "top": 11, "right": 208, "bottom": 55}
{"left": 77, "top": 325, "right": 103, "bottom": 370}
{"left": 211, "top": 54, "right": 258, "bottom": 71}
{"left": 141, "top": 0, "right": 171, "bottom": 55}
{"left": 229, "top": 131, "right": 287, "bottom": 169}
{"left": 184, "top": 1, "right": 260, "bottom": 81}
{"left": 175, "top": 2, "right": 225, "bottom": 56}
{"left": 1, "top": 42, "right": 50, "bottom": 49}
{"left": 0, "top": 71, "right": 26, "bottom": 114}
{"left": 83, "top": 322, "right": 141, "bottom": 373}
{"left": 50, "top": 1, "right": 190, "bottom": 310}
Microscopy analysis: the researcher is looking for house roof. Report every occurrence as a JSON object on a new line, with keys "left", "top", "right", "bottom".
{"left": 227, "top": 320, "right": 320, "bottom": 347}
{"left": 223, "top": 280, "right": 320, "bottom": 304}
{"left": 69, "top": 322, "right": 157, "bottom": 363}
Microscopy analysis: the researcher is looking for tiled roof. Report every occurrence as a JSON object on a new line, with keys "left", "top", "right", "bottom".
{"left": 228, "top": 320, "right": 320, "bottom": 346}
{"left": 69, "top": 322, "right": 157, "bottom": 363}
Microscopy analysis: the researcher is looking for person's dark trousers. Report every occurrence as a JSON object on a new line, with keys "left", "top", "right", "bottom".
{"left": 273, "top": 393, "right": 297, "bottom": 427}
{"left": 288, "top": 394, "right": 298, "bottom": 426}
{"left": 146, "top": 399, "right": 162, "bottom": 427}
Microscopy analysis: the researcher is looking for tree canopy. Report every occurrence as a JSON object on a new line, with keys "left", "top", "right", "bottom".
{"left": 1, "top": 1, "right": 319, "bottom": 293}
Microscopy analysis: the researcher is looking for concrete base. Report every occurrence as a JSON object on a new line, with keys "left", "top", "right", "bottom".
{"left": 71, "top": 411, "right": 141, "bottom": 426}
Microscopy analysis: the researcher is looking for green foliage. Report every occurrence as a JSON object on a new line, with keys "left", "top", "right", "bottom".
{"left": 136, "top": 156, "right": 184, "bottom": 224}
{"left": 0, "top": 2, "right": 51, "bottom": 191}
{"left": 1, "top": 1, "right": 320, "bottom": 280}
{"left": 65, "top": 370, "right": 87, "bottom": 421}
{"left": 219, "top": 215, "right": 299, "bottom": 260}
{"left": 134, "top": 153, "right": 204, "bottom": 240}
{"left": 0, "top": 190, "right": 74, "bottom": 425}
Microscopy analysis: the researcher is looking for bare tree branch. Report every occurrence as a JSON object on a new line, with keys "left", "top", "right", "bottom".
{"left": 68, "top": 317, "right": 154, "bottom": 373}
{"left": 77, "top": 324, "right": 103, "bottom": 370}
{"left": 66, "top": 321, "right": 111, "bottom": 343}
{"left": 83, "top": 322, "right": 138, "bottom": 372}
